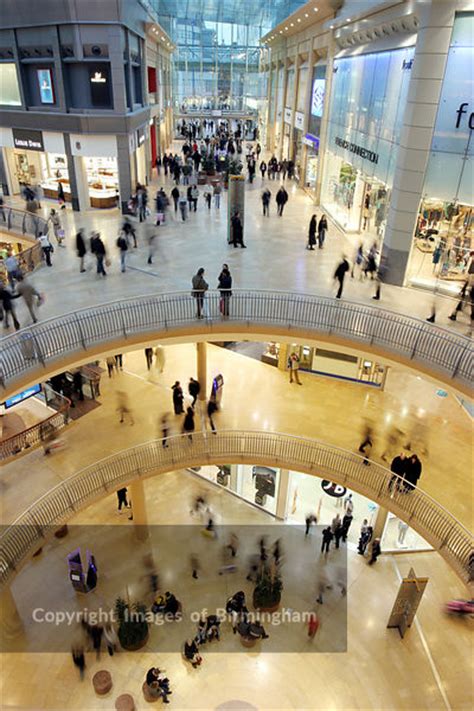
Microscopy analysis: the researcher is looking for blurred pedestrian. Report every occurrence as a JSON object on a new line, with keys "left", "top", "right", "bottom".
{"left": 161, "top": 412, "right": 170, "bottom": 448}
{"left": 145, "top": 347, "right": 153, "bottom": 370}
{"left": 116, "top": 487, "right": 129, "bottom": 512}
{"left": 334, "top": 256, "right": 350, "bottom": 299}
{"left": 307, "top": 215, "right": 317, "bottom": 250}
{"left": 318, "top": 214, "right": 328, "bottom": 248}
{"left": 154, "top": 345, "right": 165, "bottom": 372}
{"left": 172, "top": 381, "right": 184, "bottom": 415}
{"left": 76, "top": 229, "right": 87, "bottom": 272}
{"left": 15, "top": 274, "right": 42, "bottom": 324}
{"left": 117, "top": 391, "right": 134, "bottom": 425}
{"left": 368, "top": 538, "right": 381, "bottom": 565}
{"left": 71, "top": 645, "right": 86, "bottom": 680}
{"left": 182, "top": 406, "right": 195, "bottom": 441}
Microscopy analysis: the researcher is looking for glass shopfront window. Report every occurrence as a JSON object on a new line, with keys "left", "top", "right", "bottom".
{"left": 0, "top": 64, "right": 22, "bottom": 106}
{"left": 190, "top": 464, "right": 279, "bottom": 516}
{"left": 407, "top": 12, "right": 474, "bottom": 292}
{"left": 322, "top": 47, "right": 414, "bottom": 238}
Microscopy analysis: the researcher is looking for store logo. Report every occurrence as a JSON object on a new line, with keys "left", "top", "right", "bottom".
{"left": 12, "top": 128, "right": 44, "bottom": 152}
{"left": 90, "top": 72, "right": 106, "bottom": 83}
{"left": 402, "top": 59, "right": 413, "bottom": 70}
{"left": 321, "top": 480, "right": 347, "bottom": 498}
{"left": 456, "top": 102, "right": 474, "bottom": 130}
{"left": 335, "top": 136, "right": 379, "bottom": 164}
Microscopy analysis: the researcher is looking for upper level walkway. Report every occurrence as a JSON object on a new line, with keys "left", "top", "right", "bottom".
{"left": 2, "top": 170, "right": 471, "bottom": 341}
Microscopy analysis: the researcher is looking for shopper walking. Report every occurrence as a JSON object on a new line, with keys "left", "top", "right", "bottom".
{"left": 37, "top": 232, "right": 53, "bottom": 267}
{"left": 404, "top": 454, "right": 422, "bottom": 491}
{"left": 288, "top": 352, "right": 302, "bottom": 385}
{"left": 116, "top": 391, "right": 134, "bottom": 425}
{"left": 172, "top": 381, "right": 184, "bottom": 415}
{"left": 48, "top": 209, "right": 64, "bottom": 246}
{"left": 341, "top": 512, "right": 353, "bottom": 542}
{"left": 318, "top": 214, "right": 328, "bottom": 249}
{"left": 260, "top": 160, "right": 267, "bottom": 179}
{"left": 188, "top": 377, "right": 201, "bottom": 407}
{"left": 154, "top": 345, "right": 165, "bottom": 373}
{"left": 217, "top": 264, "right": 232, "bottom": 317}
{"left": 117, "top": 487, "right": 129, "bottom": 512}
{"left": 321, "top": 526, "right": 333, "bottom": 554}
{"left": 171, "top": 186, "right": 180, "bottom": 212}
{"left": 357, "top": 520, "right": 372, "bottom": 555}
{"left": 15, "top": 274, "right": 42, "bottom": 323}
{"left": 76, "top": 229, "right": 87, "bottom": 272}
{"left": 368, "top": 538, "right": 381, "bottom": 565}
{"left": 231, "top": 211, "right": 246, "bottom": 247}
{"left": 4, "top": 251, "right": 20, "bottom": 290}
{"left": 145, "top": 347, "right": 154, "bottom": 370}
{"left": 0, "top": 283, "right": 20, "bottom": 330}
{"left": 182, "top": 406, "right": 195, "bottom": 441}
{"left": 307, "top": 215, "right": 317, "bottom": 250}
{"left": 91, "top": 233, "right": 107, "bottom": 276}
{"left": 191, "top": 184, "right": 199, "bottom": 211}
{"left": 275, "top": 186, "right": 288, "bottom": 216}
{"left": 116, "top": 231, "right": 129, "bottom": 272}
{"left": 192, "top": 267, "right": 209, "bottom": 318}
{"left": 334, "top": 256, "right": 350, "bottom": 299}
{"left": 262, "top": 188, "right": 271, "bottom": 217}
{"left": 179, "top": 195, "right": 188, "bottom": 221}
{"left": 213, "top": 183, "right": 221, "bottom": 209}
{"left": 207, "top": 398, "right": 218, "bottom": 433}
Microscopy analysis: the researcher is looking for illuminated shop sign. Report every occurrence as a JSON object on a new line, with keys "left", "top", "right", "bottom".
{"left": 311, "top": 78, "right": 326, "bottom": 118}
{"left": 455, "top": 102, "right": 474, "bottom": 130}
{"left": 4, "top": 383, "right": 41, "bottom": 409}
{"left": 90, "top": 72, "right": 106, "bottom": 83}
{"left": 37, "top": 69, "right": 54, "bottom": 104}
{"left": 335, "top": 136, "right": 379, "bottom": 164}
{"left": 12, "top": 128, "right": 44, "bottom": 151}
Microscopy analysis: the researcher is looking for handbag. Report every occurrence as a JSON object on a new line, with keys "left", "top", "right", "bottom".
{"left": 156, "top": 212, "right": 165, "bottom": 224}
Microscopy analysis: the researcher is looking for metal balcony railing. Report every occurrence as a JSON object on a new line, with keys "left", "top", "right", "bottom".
{"left": 0, "top": 431, "right": 472, "bottom": 589}
{"left": 0, "top": 205, "right": 48, "bottom": 240}
{"left": 0, "top": 290, "right": 472, "bottom": 397}
{"left": 0, "top": 388, "right": 71, "bottom": 461}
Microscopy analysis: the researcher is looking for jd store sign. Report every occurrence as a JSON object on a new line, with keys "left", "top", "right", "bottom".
{"left": 321, "top": 480, "right": 347, "bottom": 498}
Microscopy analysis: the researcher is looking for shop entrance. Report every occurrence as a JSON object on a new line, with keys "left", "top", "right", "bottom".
{"left": 360, "top": 179, "right": 390, "bottom": 243}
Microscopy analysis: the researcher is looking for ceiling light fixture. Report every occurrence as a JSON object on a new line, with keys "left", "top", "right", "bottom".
{"left": 279, "top": 30, "right": 283, "bottom": 33}
{"left": 290, "top": 22, "right": 294, "bottom": 27}
{"left": 285, "top": 26, "right": 288, "bottom": 30}
{"left": 313, "top": 6, "right": 318, "bottom": 10}
{"left": 297, "top": 18, "right": 301, "bottom": 22}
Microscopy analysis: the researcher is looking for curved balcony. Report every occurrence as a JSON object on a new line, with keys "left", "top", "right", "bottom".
{"left": 0, "top": 290, "right": 472, "bottom": 399}
{"left": 1, "top": 431, "right": 472, "bottom": 590}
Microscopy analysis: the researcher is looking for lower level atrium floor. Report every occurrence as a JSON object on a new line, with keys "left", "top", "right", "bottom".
{"left": 2, "top": 468, "right": 472, "bottom": 711}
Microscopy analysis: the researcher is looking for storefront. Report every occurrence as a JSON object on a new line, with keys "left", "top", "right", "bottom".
{"left": 292, "top": 111, "right": 304, "bottom": 177}
{"left": 70, "top": 133, "right": 119, "bottom": 209}
{"left": 321, "top": 46, "right": 414, "bottom": 244}
{"left": 261, "top": 341, "right": 388, "bottom": 389}
{"left": 190, "top": 464, "right": 280, "bottom": 516}
{"left": 406, "top": 12, "right": 474, "bottom": 292}
{"left": 189, "top": 462, "right": 431, "bottom": 553}
{"left": 1, "top": 128, "right": 122, "bottom": 209}
{"left": 2, "top": 128, "right": 69, "bottom": 199}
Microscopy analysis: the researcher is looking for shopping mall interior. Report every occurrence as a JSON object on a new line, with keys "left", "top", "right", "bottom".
{"left": 0, "top": 1, "right": 473, "bottom": 710}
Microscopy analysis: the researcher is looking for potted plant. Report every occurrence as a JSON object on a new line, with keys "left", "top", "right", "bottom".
{"left": 115, "top": 597, "right": 149, "bottom": 651}
{"left": 202, "top": 154, "right": 216, "bottom": 176}
{"left": 224, "top": 157, "right": 243, "bottom": 188}
{"left": 252, "top": 568, "right": 282, "bottom": 612}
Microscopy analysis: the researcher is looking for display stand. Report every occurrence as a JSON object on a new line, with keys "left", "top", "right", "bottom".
{"left": 67, "top": 547, "right": 98, "bottom": 593}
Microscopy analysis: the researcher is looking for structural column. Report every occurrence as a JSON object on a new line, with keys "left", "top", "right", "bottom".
{"left": 196, "top": 342, "right": 207, "bottom": 404}
{"left": 314, "top": 32, "right": 336, "bottom": 206}
{"left": 0, "top": 585, "right": 23, "bottom": 637}
{"left": 129, "top": 480, "right": 149, "bottom": 541}
{"left": 382, "top": 0, "right": 457, "bottom": 285}
{"left": 275, "top": 469, "right": 290, "bottom": 520}
{"left": 116, "top": 134, "right": 133, "bottom": 215}
{"left": 372, "top": 506, "right": 389, "bottom": 541}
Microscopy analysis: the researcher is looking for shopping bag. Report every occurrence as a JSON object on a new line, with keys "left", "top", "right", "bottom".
{"left": 156, "top": 212, "right": 165, "bottom": 224}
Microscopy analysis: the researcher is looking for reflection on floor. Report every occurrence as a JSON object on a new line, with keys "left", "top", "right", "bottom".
{"left": 2, "top": 469, "right": 471, "bottom": 711}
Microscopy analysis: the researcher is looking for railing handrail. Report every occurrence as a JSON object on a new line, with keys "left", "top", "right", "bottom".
{"left": 0, "top": 389, "right": 71, "bottom": 461}
{"left": 0, "top": 205, "right": 48, "bottom": 239}
{"left": 0, "top": 430, "right": 471, "bottom": 588}
{"left": 0, "top": 290, "right": 472, "bottom": 398}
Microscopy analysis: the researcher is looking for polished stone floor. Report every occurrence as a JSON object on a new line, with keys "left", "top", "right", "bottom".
{"left": 2, "top": 163, "right": 471, "bottom": 336}
{"left": 1, "top": 343, "right": 471, "bottom": 533}
{"left": 2, "top": 468, "right": 472, "bottom": 711}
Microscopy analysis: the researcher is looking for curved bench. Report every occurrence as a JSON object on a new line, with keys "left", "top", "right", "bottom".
{"left": 0, "top": 431, "right": 471, "bottom": 588}
{"left": 0, "top": 290, "right": 471, "bottom": 399}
